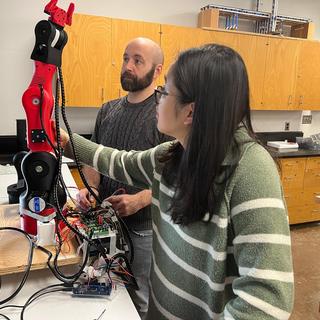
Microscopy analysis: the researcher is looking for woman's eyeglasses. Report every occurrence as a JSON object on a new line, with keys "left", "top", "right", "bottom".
{"left": 154, "top": 86, "right": 168, "bottom": 104}
{"left": 154, "top": 85, "right": 182, "bottom": 104}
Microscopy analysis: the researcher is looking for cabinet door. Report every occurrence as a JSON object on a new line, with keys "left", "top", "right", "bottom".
{"left": 280, "top": 158, "right": 306, "bottom": 191}
{"left": 238, "top": 34, "right": 268, "bottom": 110}
{"left": 111, "top": 18, "right": 161, "bottom": 99}
{"left": 304, "top": 156, "right": 320, "bottom": 189}
{"left": 262, "top": 37, "right": 301, "bottom": 110}
{"left": 303, "top": 188, "right": 320, "bottom": 206}
{"left": 211, "top": 31, "right": 268, "bottom": 110}
{"left": 283, "top": 190, "right": 304, "bottom": 208}
{"left": 306, "top": 156, "right": 320, "bottom": 170}
{"left": 296, "top": 41, "right": 320, "bottom": 110}
{"left": 287, "top": 206, "right": 313, "bottom": 224}
{"left": 62, "top": 14, "right": 112, "bottom": 107}
{"left": 160, "top": 24, "right": 213, "bottom": 83}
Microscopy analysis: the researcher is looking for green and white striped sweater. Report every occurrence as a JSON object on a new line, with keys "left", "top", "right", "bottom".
{"left": 65, "top": 127, "right": 294, "bottom": 320}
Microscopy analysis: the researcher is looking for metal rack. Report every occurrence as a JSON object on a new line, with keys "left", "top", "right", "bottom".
{"left": 200, "top": 1, "right": 311, "bottom": 35}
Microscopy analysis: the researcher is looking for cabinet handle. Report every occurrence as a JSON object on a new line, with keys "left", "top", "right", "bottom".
{"left": 288, "top": 95, "right": 292, "bottom": 105}
{"left": 101, "top": 88, "right": 104, "bottom": 102}
{"left": 299, "top": 95, "right": 304, "bottom": 106}
{"left": 314, "top": 192, "right": 320, "bottom": 195}
{"left": 312, "top": 209, "right": 320, "bottom": 213}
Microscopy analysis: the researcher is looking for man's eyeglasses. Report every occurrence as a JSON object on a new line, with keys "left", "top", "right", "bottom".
{"left": 154, "top": 86, "right": 182, "bottom": 104}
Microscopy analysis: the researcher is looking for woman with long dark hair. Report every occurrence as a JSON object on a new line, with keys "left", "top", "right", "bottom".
{"left": 61, "top": 44, "right": 293, "bottom": 319}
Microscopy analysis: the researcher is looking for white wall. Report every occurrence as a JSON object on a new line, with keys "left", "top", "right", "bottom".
{"left": 1, "top": 0, "right": 320, "bottom": 136}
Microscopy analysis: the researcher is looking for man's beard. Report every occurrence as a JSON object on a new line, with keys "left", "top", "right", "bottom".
{"left": 120, "top": 66, "right": 155, "bottom": 92}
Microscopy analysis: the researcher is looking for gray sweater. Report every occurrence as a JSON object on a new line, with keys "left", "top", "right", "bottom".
{"left": 91, "top": 94, "right": 170, "bottom": 231}
{"left": 66, "top": 127, "right": 294, "bottom": 320}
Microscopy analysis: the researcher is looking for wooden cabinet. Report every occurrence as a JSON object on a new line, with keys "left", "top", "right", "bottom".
{"left": 262, "top": 37, "right": 301, "bottom": 110}
{"left": 62, "top": 14, "right": 112, "bottom": 107}
{"left": 62, "top": 14, "right": 320, "bottom": 110}
{"left": 280, "top": 157, "right": 320, "bottom": 224}
{"left": 160, "top": 24, "right": 213, "bottom": 83}
{"left": 295, "top": 40, "right": 320, "bottom": 109}
{"left": 110, "top": 18, "right": 161, "bottom": 99}
{"left": 281, "top": 158, "right": 305, "bottom": 190}
{"left": 211, "top": 31, "right": 268, "bottom": 109}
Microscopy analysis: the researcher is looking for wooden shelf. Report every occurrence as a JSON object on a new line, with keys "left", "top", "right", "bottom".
{"left": 198, "top": 7, "right": 314, "bottom": 39}
{"left": 0, "top": 204, "right": 81, "bottom": 276}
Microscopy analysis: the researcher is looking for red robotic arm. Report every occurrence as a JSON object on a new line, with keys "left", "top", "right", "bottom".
{"left": 20, "top": 0, "right": 74, "bottom": 235}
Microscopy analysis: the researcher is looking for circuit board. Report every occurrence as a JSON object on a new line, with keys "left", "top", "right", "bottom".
{"left": 76, "top": 207, "right": 119, "bottom": 256}
{"left": 79, "top": 208, "right": 118, "bottom": 239}
{"left": 72, "top": 283, "right": 112, "bottom": 297}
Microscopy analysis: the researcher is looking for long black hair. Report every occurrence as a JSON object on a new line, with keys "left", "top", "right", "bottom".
{"left": 160, "top": 44, "right": 255, "bottom": 225}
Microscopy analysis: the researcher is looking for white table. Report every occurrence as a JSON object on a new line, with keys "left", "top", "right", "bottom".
{"left": 0, "top": 164, "right": 140, "bottom": 320}
{"left": 1, "top": 267, "right": 140, "bottom": 320}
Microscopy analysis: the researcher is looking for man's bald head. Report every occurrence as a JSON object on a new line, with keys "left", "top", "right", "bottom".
{"left": 121, "top": 37, "right": 163, "bottom": 93}
{"left": 125, "top": 37, "right": 164, "bottom": 65}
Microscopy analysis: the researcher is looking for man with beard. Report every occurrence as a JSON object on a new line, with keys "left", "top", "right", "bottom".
{"left": 76, "top": 37, "right": 170, "bottom": 319}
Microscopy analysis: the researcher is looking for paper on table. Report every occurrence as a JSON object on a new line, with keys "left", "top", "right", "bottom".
{"left": 62, "top": 156, "right": 74, "bottom": 163}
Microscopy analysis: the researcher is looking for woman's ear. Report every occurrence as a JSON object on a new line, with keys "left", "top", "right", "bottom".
{"left": 183, "top": 102, "right": 194, "bottom": 125}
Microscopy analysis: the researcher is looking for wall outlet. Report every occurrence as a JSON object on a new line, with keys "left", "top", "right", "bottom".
{"left": 285, "top": 122, "right": 290, "bottom": 131}
{"left": 302, "top": 115, "right": 312, "bottom": 124}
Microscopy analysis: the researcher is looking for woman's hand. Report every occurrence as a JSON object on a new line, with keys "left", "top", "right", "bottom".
{"left": 52, "top": 121, "right": 70, "bottom": 148}
{"left": 59, "top": 128, "right": 70, "bottom": 148}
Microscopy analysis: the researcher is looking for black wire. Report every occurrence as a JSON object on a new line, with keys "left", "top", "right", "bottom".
{"left": 57, "top": 68, "right": 135, "bottom": 266}
{"left": 0, "top": 305, "right": 23, "bottom": 311}
{"left": 58, "top": 67, "right": 102, "bottom": 205}
{"left": 20, "top": 285, "right": 72, "bottom": 320}
{"left": 20, "top": 288, "right": 68, "bottom": 320}
{"left": 52, "top": 226, "right": 90, "bottom": 281}
{"left": 37, "top": 76, "right": 93, "bottom": 283}
{"left": 111, "top": 253, "right": 138, "bottom": 290}
{"left": 49, "top": 71, "right": 113, "bottom": 274}
{"left": 38, "top": 78, "right": 87, "bottom": 283}
{"left": 0, "top": 228, "right": 34, "bottom": 305}
{"left": 39, "top": 77, "right": 88, "bottom": 283}
{"left": 38, "top": 84, "right": 58, "bottom": 156}
{"left": 51, "top": 75, "right": 92, "bottom": 243}
{"left": 0, "top": 313, "right": 11, "bottom": 320}
{"left": 47, "top": 73, "right": 94, "bottom": 243}
{"left": 24, "top": 283, "right": 69, "bottom": 306}
{"left": 116, "top": 215, "right": 135, "bottom": 264}
{"left": 55, "top": 68, "right": 135, "bottom": 278}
